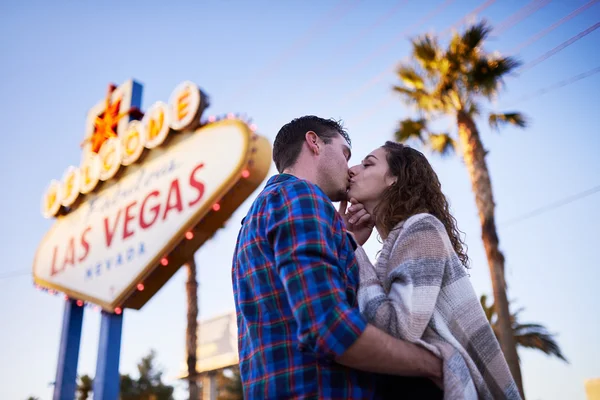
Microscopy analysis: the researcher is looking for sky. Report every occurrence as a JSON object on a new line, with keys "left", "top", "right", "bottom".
{"left": 0, "top": 0, "right": 599, "bottom": 399}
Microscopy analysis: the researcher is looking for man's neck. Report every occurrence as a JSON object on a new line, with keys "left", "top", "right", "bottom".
{"left": 281, "top": 166, "right": 319, "bottom": 186}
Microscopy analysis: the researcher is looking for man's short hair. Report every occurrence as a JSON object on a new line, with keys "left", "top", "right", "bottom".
{"left": 273, "top": 115, "right": 350, "bottom": 173}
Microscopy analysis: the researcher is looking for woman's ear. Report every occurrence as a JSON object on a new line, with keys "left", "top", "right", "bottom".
{"left": 385, "top": 174, "right": 397, "bottom": 187}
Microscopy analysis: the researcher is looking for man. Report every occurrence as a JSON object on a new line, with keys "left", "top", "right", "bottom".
{"left": 232, "top": 116, "right": 442, "bottom": 399}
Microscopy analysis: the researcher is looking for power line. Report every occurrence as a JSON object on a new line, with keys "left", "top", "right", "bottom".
{"left": 228, "top": 0, "right": 361, "bottom": 103}
{"left": 442, "top": 0, "right": 498, "bottom": 34}
{"left": 349, "top": 9, "right": 600, "bottom": 123}
{"left": 510, "top": 65, "right": 600, "bottom": 105}
{"left": 500, "top": 184, "right": 600, "bottom": 227}
{"left": 0, "top": 269, "right": 29, "bottom": 281}
{"left": 494, "top": 0, "right": 551, "bottom": 36}
{"left": 310, "top": 0, "right": 411, "bottom": 76}
{"left": 328, "top": 0, "right": 456, "bottom": 88}
{"left": 509, "top": 0, "right": 600, "bottom": 54}
{"left": 338, "top": 0, "right": 498, "bottom": 107}
{"left": 520, "top": 21, "right": 600, "bottom": 71}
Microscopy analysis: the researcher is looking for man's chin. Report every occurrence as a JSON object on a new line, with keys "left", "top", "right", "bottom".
{"left": 329, "top": 189, "right": 349, "bottom": 203}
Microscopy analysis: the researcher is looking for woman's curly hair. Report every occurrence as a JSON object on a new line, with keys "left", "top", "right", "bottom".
{"left": 373, "top": 141, "right": 469, "bottom": 268}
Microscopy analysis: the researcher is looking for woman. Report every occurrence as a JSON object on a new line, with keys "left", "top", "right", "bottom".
{"left": 343, "top": 141, "right": 521, "bottom": 400}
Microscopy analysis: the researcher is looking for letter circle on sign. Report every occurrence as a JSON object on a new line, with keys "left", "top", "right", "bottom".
{"left": 169, "top": 81, "right": 201, "bottom": 131}
{"left": 61, "top": 166, "right": 81, "bottom": 207}
{"left": 42, "top": 180, "right": 63, "bottom": 218}
{"left": 121, "top": 120, "right": 146, "bottom": 166}
{"left": 80, "top": 153, "right": 102, "bottom": 194}
{"left": 143, "top": 101, "right": 172, "bottom": 149}
{"left": 98, "top": 137, "right": 123, "bottom": 181}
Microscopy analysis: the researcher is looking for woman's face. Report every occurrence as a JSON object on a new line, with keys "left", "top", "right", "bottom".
{"left": 347, "top": 147, "right": 396, "bottom": 209}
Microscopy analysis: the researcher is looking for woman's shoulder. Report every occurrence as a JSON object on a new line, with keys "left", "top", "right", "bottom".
{"left": 403, "top": 213, "right": 446, "bottom": 232}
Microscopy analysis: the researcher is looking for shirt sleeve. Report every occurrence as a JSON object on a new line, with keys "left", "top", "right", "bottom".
{"left": 356, "top": 215, "right": 448, "bottom": 342}
{"left": 266, "top": 181, "right": 367, "bottom": 359}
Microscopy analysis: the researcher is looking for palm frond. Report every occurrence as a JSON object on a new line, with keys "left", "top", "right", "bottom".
{"left": 394, "top": 84, "right": 444, "bottom": 114}
{"left": 397, "top": 66, "right": 426, "bottom": 90}
{"left": 395, "top": 118, "right": 427, "bottom": 143}
{"left": 412, "top": 35, "right": 440, "bottom": 72}
{"left": 429, "top": 133, "right": 456, "bottom": 156}
{"left": 393, "top": 85, "right": 418, "bottom": 99}
{"left": 514, "top": 331, "right": 569, "bottom": 363}
{"left": 489, "top": 112, "right": 528, "bottom": 131}
{"left": 468, "top": 56, "right": 521, "bottom": 98}
{"left": 461, "top": 21, "right": 492, "bottom": 54}
{"left": 466, "top": 101, "right": 481, "bottom": 117}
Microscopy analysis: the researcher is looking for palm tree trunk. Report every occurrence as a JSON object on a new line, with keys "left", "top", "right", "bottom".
{"left": 186, "top": 258, "right": 200, "bottom": 400}
{"left": 456, "top": 111, "right": 524, "bottom": 398}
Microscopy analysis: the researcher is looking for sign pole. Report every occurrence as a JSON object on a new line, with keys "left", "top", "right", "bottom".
{"left": 53, "top": 299, "right": 84, "bottom": 400}
{"left": 93, "top": 310, "right": 123, "bottom": 400}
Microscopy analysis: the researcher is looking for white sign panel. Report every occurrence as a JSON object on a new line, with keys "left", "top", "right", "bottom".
{"left": 33, "top": 121, "right": 249, "bottom": 308}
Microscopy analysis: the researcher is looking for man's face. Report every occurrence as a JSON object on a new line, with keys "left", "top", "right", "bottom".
{"left": 318, "top": 133, "right": 351, "bottom": 202}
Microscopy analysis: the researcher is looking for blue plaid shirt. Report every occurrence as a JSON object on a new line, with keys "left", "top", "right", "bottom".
{"left": 232, "top": 174, "right": 380, "bottom": 399}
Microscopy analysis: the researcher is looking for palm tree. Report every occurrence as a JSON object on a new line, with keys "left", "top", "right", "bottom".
{"left": 185, "top": 257, "right": 200, "bottom": 400}
{"left": 392, "top": 21, "right": 527, "bottom": 395}
{"left": 76, "top": 374, "right": 93, "bottom": 400}
{"left": 480, "top": 294, "right": 568, "bottom": 364}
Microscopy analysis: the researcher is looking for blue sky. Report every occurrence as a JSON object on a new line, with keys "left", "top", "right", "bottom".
{"left": 1, "top": 0, "right": 599, "bottom": 399}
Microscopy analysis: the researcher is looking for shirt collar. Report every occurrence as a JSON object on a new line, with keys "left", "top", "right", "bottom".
{"left": 265, "top": 173, "right": 298, "bottom": 187}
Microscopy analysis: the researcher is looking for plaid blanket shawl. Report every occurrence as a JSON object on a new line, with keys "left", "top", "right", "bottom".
{"left": 356, "top": 213, "right": 521, "bottom": 400}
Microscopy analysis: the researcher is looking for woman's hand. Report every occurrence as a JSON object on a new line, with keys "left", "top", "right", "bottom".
{"left": 339, "top": 198, "right": 375, "bottom": 246}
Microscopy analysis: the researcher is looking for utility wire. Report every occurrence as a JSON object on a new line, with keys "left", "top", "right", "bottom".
{"left": 500, "top": 184, "right": 600, "bottom": 227}
{"left": 509, "top": 0, "right": 600, "bottom": 54}
{"left": 520, "top": 21, "right": 600, "bottom": 71}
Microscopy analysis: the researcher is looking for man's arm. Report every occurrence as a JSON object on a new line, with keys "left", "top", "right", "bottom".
{"left": 336, "top": 324, "right": 442, "bottom": 379}
{"left": 267, "top": 181, "right": 441, "bottom": 379}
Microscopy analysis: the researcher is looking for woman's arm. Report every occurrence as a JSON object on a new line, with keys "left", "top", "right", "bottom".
{"left": 356, "top": 215, "right": 451, "bottom": 342}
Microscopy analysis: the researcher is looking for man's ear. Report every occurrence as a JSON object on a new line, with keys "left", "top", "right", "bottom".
{"left": 305, "top": 131, "right": 320, "bottom": 155}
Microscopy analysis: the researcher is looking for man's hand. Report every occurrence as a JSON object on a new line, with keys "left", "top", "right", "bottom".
{"left": 338, "top": 198, "right": 375, "bottom": 246}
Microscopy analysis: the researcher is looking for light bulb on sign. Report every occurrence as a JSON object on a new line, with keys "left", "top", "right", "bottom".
{"left": 160, "top": 258, "right": 169, "bottom": 266}
{"left": 115, "top": 307, "right": 122, "bottom": 315}
{"left": 185, "top": 231, "right": 194, "bottom": 240}
{"left": 212, "top": 203, "right": 221, "bottom": 211}
{"left": 137, "top": 283, "right": 144, "bottom": 291}
{"left": 241, "top": 169, "right": 250, "bottom": 178}
{"left": 76, "top": 300, "right": 84, "bottom": 307}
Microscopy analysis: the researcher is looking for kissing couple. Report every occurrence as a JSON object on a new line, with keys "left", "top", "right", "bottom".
{"left": 232, "top": 115, "right": 521, "bottom": 400}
